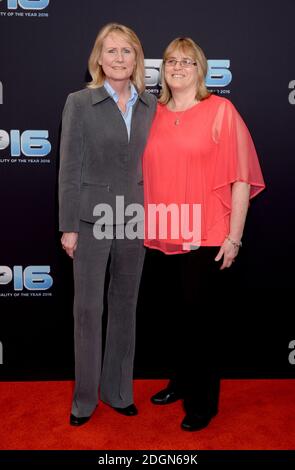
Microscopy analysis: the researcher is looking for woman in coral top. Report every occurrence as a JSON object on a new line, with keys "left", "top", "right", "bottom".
{"left": 143, "top": 37, "right": 265, "bottom": 431}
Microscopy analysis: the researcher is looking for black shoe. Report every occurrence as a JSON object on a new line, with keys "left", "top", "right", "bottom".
{"left": 113, "top": 404, "right": 138, "bottom": 416}
{"left": 70, "top": 413, "right": 92, "bottom": 426}
{"left": 151, "top": 387, "right": 183, "bottom": 405}
{"left": 181, "top": 410, "right": 217, "bottom": 432}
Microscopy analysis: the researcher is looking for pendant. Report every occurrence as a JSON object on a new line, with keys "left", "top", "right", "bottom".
{"left": 175, "top": 119, "right": 180, "bottom": 125}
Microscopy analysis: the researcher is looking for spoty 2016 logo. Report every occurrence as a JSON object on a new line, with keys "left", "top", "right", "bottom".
{"left": 0, "top": 266, "right": 53, "bottom": 291}
{"left": 144, "top": 59, "right": 232, "bottom": 88}
{"left": 0, "top": 130, "right": 51, "bottom": 157}
{"left": 4, "top": 0, "right": 49, "bottom": 9}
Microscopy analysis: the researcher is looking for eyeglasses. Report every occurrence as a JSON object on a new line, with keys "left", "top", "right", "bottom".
{"left": 164, "top": 58, "right": 197, "bottom": 68}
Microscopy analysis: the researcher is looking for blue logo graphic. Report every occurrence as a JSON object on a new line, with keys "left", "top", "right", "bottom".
{"left": 144, "top": 59, "right": 162, "bottom": 87}
{"left": 7, "top": 0, "right": 49, "bottom": 9}
{"left": 0, "top": 266, "right": 53, "bottom": 291}
{"left": 144, "top": 59, "right": 232, "bottom": 88}
{"left": 0, "top": 130, "right": 51, "bottom": 157}
{"left": 206, "top": 60, "right": 232, "bottom": 87}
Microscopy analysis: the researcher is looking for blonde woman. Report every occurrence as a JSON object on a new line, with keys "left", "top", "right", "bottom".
{"left": 59, "top": 23, "right": 156, "bottom": 426}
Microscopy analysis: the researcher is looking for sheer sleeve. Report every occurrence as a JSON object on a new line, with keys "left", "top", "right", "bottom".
{"left": 212, "top": 99, "right": 265, "bottom": 211}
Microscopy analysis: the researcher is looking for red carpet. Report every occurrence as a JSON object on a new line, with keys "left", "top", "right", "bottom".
{"left": 0, "top": 379, "right": 294, "bottom": 450}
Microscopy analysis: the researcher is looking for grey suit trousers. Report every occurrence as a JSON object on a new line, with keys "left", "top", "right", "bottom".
{"left": 71, "top": 221, "right": 145, "bottom": 417}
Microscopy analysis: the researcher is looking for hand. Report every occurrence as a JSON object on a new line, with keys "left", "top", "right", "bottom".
{"left": 215, "top": 238, "right": 239, "bottom": 270}
{"left": 61, "top": 232, "right": 78, "bottom": 259}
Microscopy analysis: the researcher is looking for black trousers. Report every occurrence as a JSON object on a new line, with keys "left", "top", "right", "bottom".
{"left": 151, "top": 247, "right": 227, "bottom": 415}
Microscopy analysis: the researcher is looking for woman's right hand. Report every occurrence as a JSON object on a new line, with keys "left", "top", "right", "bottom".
{"left": 61, "top": 232, "right": 78, "bottom": 259}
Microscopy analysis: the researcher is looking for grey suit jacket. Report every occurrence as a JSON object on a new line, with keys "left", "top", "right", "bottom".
{"left": 59, "top": 86, "right": 157, "bottom": 232}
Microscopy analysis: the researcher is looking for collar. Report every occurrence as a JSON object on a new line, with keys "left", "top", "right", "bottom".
{"left": 104, "top": 80, "right": 138, "bottom": 106}
{"left": 90, "top": 84, "right": 149, "bottom": 106}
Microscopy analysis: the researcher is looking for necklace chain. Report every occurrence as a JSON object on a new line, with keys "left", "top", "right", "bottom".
{"left": 169, "top": 99, "right": 198, "bottom": 125}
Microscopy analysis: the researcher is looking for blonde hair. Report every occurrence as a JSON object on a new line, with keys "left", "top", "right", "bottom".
{"left": 159, "top": 37, "right": 211, "bottom": 104}
{"left": 88, "top": 23, "right": 145, "bottom": 94}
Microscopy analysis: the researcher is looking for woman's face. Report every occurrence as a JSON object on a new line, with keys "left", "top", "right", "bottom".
{"left": 164, "top": 48, "right": 198, "bottom": 95}
{"left": 99, "top": 33, "right": 136, "bottom": 85}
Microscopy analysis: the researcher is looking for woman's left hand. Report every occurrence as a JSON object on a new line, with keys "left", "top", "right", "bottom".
{"left": 215, "top": 239, "right": 239, "bottom": 270}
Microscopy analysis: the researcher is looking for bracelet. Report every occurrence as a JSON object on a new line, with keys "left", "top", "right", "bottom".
{"left": 225, "top": 235, "right": 242, "bottom": 249}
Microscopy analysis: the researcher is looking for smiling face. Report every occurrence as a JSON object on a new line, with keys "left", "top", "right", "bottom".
{"left": 98, "top": 32, "right": 136, "bottom": 86}
{"left": 164, "top": 47, "right": 199, "bottom": 94}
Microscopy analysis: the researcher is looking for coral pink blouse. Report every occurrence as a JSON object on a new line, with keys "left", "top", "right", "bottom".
{"left": 143, "top": 95, "right": 265, "bottom": 254}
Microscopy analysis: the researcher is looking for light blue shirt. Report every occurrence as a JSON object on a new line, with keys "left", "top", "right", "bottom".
{"left": 104, "top": 80, "right": 138, "bottom": 140}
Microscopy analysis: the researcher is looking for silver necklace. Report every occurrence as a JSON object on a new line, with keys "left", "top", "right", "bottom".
{"left": 169, "top": 99, "right": 198, "bottom": 125}
{"left": 174, "top": 114, "right": 182, "bottom": 126}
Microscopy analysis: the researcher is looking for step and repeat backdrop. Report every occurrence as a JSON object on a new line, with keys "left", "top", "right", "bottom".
{"left": 0, "top": 0, "right": 295, "bottom": 379}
